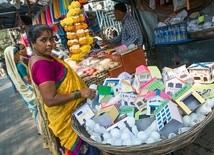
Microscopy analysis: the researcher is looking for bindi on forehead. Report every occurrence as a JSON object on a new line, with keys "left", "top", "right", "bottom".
{"left": 39, "top": 30, "right": 52, "bottom": 38}
{"left": 42, "top": 30, "right": 51, "bottom": 35}
{"left": 45, "top": 30, "right": 51, "bottom": 34}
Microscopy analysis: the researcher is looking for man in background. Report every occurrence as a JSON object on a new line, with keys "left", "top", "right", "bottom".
{"left": 109, "top": 2, "right": 143, "bottom": 47}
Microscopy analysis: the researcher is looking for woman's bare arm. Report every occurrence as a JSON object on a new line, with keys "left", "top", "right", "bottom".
{"left": 38, "top": 81, "right": 95, "bottom": 107}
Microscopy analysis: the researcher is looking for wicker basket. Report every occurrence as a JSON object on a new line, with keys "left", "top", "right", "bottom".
{"left": 71, "top": 109, "right": 214, "bottom": 155}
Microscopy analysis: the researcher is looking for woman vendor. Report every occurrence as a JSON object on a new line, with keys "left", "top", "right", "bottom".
{"left": 27, "top": 24, "right": 100, "bottom": 154}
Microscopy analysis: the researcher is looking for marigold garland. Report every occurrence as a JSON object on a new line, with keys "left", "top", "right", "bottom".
{"left": 61, "top": 1, "right": 93, "bottom": 61}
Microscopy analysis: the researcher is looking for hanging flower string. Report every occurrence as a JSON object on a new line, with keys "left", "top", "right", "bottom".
{"left": 60, "top": 1, "right": 93, "bottom": 61}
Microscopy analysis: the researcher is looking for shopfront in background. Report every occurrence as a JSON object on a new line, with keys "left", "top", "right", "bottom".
{"left": 133, "top": 0, "right": 214, "bottom": 69}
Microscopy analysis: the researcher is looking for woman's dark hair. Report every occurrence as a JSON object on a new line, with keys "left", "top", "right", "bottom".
{"left": 13, "top": 46, "right": 19, "bottom": 54}
{"left": 114, "top": 3, "right": 127, "bottom": 13}
{"left": 27, "top": 24, "right": 52, "bottom": 46}
{"left": 14, "top": 43, "right": 21, "bottom": 50}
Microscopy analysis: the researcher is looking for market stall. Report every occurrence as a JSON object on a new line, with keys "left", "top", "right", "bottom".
{"left": 1, "top": 0, "right": 214, "bottom": 154}
{"left": 135, "top": 0, "right": 214, "bottom": 69}
{"left": 62, "top": 1, "right": 214, "bottom": 154}
{"left": 65, "top": 46, "right": 147, "bottom": 86}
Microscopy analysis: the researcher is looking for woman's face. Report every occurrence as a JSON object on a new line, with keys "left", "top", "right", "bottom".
{"left": 14, "top": 51, "right": 20, "bottom": 63}
{"left": 18, "top": 44, "right": 27, "bottom": 57}
{"left": 32, "top": 30, "right": 54, "bottom": 56}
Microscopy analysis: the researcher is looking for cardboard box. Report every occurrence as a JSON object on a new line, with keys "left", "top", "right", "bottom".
{"left": 108, "top": 48, "right": 147, "bottom": 77}
{"left": 120, "top": 48, "right": 147, "bottom": 74}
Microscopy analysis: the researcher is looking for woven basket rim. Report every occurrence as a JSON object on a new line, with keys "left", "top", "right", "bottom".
{"left": 72, "top": 107, "right": 214, "bottom": 153}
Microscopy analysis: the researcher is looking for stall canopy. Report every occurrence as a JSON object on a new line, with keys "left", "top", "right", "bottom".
{"left": 0, "top": 0, "right": 48, "bottom": 30}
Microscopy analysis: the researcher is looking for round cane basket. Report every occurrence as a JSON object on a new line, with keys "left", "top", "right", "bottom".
{"left": 72, "top": 109, "right": 214, "bottom": 155}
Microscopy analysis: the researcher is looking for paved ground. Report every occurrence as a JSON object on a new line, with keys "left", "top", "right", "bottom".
{"left": 176, "top": 119, "right": 214, "bottom": 155}
{"left": 0, "top": 76, "right": 214, "bottom": 155}
{"left": 0, "top": 76, "right": 50, "bottom": 155}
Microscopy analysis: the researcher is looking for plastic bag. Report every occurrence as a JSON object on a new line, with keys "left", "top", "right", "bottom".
{"left": 173, "top": 0, "right": 186, "bottom": 11}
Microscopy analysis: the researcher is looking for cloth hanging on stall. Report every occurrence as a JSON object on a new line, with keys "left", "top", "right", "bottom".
{"left": 59, "top": 0, "right": 67, "bottom": 17}
{"left": 53, "top": 0, "right": 61, "bottom": 19}
{"left": 45, "top": 5, "right": 53, "bottom": 25}
{"left": 57, "top": 25, "right": 67, "bottom": 45}
{"left": 40, "top": 11, "right": 47, "bottom": 24}
{"left": 50, "top": 1, "right": 59, "bottom": 23}
{"left": 57, "top": 25, "right": 65, "bottom": 36}
{"left": 32, "top": 16, "right": 38, "bottom": 25}
{"left": 63, "top": 0, "right": 69, "bottom": 10}
{"left": 38, "top": 14, "right": 42, "bottom": 24}
{"left": 34, "top": 14, "right": 40, "bottom": 25}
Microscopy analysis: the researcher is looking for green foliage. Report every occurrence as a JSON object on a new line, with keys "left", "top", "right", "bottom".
{"left": 0, "top": 30, "right": 12, "bottom": 57}
{"left": 0, "top": 29, "right": 20, "bottom": 58}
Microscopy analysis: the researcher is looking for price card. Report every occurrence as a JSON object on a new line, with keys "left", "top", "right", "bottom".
{"left": 193, "top": 84, "right": 214, "bottom": 99}
{"left": 198, "top": 15, "right": 204, "bottom": 23}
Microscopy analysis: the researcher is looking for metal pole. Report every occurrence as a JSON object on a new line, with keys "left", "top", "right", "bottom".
{"left": 0, "top": 11, "right": 16, "bottom": 15}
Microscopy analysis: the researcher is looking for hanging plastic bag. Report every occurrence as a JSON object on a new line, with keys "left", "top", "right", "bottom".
{"left": 149, "top": 0, "right": 156, "bottom": 10}
{"left": 173, "top": 0, "right": 186, "bottom": 11}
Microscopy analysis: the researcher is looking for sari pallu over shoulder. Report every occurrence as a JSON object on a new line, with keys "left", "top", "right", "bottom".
{"left": 28, "top": 62, "right": 59, "bottom": 155}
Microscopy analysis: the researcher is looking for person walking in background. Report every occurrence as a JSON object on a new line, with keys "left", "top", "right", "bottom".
{"left": 109, "top": 2, "right": 143, "bottom": 47}
{"left": 27, "top": 24, "right": 100, "bottom": 155}
{"left": 4, "top": 45, "right": 55, "bottom": 151}
{"left": 4, "top": 46, "right": 38, "bottom": 119}
{"left": 12, "top": 45, "right": 31, "bottom": 84}
{"left": 0, "top": 62, "right": 6, "bottom": 77}
{"left": 3, "top": 46, "right": 43, "bottom": 142}
{"left": 14, "top": 43, "right": 30, "bottom": 66}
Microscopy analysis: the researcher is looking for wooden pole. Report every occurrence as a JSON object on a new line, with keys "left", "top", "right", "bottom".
{"left": 186, "top": 0, "right": 190, "bottom": 11}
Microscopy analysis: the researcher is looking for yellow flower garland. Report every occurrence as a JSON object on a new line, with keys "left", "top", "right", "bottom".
{"left": 61, "top": 1, "right": 93, "bottom": 61}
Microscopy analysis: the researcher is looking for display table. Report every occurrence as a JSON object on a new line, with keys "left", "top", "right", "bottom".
{"left": 147, "top": 37, "right": 214, "bottom": 69}
{"left": 66, "top": 47, "right": 147, "bottom": 85}
{"left": 109, "top": 48, "right": 147, "bottom": 77}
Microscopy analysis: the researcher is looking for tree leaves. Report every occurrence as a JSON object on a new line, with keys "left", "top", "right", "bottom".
{"left": 0, "top": 29, "right": 20, "bottom": 57}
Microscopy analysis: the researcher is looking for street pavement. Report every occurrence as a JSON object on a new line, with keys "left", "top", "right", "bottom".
{"left": 0, "top": 76, "right": 50, "bottom": 155}
{"left": 0, "top": 76, "right": 214, "bottom": 155}
{"left": 176, "top": 116, "right": 214, "bottom": 155}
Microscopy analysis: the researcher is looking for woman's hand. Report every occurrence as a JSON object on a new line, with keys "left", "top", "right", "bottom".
{"left": 79, "top": 88, "right": 96, "bottom": 99}
{"left": 23, "top": 76, "right": 31, "bottom": 84}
